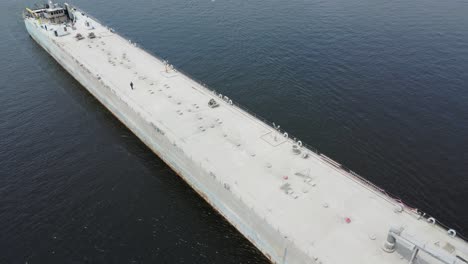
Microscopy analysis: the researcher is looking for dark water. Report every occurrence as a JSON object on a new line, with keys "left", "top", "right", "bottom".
{"left": 1, "top": 0, "right": 468, "bottom": 262}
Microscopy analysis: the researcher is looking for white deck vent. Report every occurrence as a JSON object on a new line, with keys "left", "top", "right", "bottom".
{"left": 208, "top": 98, "right": 219, "bottom": 108}
{"left": 292, "top": 144, "right": 301, "bottom": 155}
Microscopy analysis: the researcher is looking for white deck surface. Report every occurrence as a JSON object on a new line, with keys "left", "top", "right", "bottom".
{"left": 30, "top": 10, "right": 468, "bottom": 264}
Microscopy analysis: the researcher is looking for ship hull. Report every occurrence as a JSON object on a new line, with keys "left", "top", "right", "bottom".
{"left": 24, "top": 19, "right": 311, "bottom": 264}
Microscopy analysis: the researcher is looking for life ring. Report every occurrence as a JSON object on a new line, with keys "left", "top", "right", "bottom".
{"left": 427, "top": 217, "right": 436, "bottom": 224}
{"left": 297, "top": 141, "right": 303, "bottom": 147}
{"left": 229, "top": 100, "right": 233, "bottom": 105}
{"left": 218, "top": 93, "right": 223, "bottom": 98}
{"left": 448, "top": 229, "right": 457, "bottom": 237}
{"left": 283, "top": 132, "right": 288, "bottom": 139}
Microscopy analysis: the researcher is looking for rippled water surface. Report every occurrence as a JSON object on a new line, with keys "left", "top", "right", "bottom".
{"left": 1, "top": 0, "right": 468, "bottom": 262}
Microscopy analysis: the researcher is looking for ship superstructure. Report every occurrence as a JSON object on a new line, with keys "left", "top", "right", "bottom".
{"left": 23, "top": 2, "right": 468, "bottom": 263}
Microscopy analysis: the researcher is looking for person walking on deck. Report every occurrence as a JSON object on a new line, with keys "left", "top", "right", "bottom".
{"left": 130, "top": 81, "right": 134, "bottom": 90}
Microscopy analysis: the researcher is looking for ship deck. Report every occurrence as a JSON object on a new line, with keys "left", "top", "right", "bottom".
{"left": 29, "top": 10, "right": 468, "bottom": 264}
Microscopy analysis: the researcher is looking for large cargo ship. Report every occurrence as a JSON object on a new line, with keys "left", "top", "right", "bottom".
{"left": 23, "top": 2, "right": 468, "bottom": 263}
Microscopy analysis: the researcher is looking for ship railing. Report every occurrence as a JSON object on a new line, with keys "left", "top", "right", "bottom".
{"left": 171, "top": 71, "right": 468, "bottom": 241}
{"left": 167, "top": 60, "right": 468, "bottom": 242}
{"left": 72, "top": 5, "right": 467, "bottom": 241}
